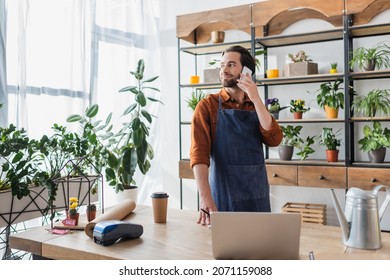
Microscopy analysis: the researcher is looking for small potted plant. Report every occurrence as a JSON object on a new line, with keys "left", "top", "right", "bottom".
{"left": 68, "top": 197, "right": 79, "bottom": 225}
{"left": 330, "top": 62, "right": 338, "bottom": 74}
{"left": 265, "top": 98, "right": 289, "bottom": 119}
{"left": 289, "top": 99, "right": 310, "bottom": 119}
{"left": 186, "top": 89, "right": 206, "bottom": 111}
{"left": 315, "top": 80, "right": 344, "bottom": 119}
{"left": 318, "top": 128, "right": 342, "bottom": 162}
{"left": 86, "top": 203, "right": 97, "bottom": 222}
{"left": 284, "top": 50, "right": 318, "bottom": 77}
{"left": 278, "top": 125, "right": 303, "bottom": 160}
{"left": 349, "top": 42, "right": 390, "bottom": 71}
{"left": 352, "top": 88, "right": 390, "bottom": 118}
{"left": 358, "top": 121, "right": 390, "bottom": 163}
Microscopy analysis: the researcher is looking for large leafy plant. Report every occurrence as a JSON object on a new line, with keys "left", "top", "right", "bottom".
{"left": 0, "top": 124, "right": 37, "bottom": 197}
{"left": 105, "top": 59, "right": 161, "bottom": 192}
{"left": 349, "top": 42, "right": 390, "bottom": 71}
{"left": 280, "top": 125, "right": 303, "bottom": 147}
{"left": 315, "top": 80, "right": 344, "bottom": 110}
{"left": 352, "top": 88, "right": 390, "bottom": 118}
{"left": 318, "top": 128, "right": 342, "bottom": 151}
{"left": 358, "top": 121, "right": 390, "bottom": 152}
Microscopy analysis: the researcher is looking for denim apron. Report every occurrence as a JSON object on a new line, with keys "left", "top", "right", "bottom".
{"left": 209, "top": 95, "right": 271, "bottom": 212}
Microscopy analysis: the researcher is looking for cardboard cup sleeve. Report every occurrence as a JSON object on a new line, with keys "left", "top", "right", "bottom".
{"left": 84, "top": 199, "right": 136, "bottom": 238}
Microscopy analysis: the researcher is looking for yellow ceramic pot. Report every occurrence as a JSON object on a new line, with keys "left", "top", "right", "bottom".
{"left": 189, "top": 75, "right": 200, "bottom": 84}
{"left": 266, "top": 69, "right": 279, "bottom": 78}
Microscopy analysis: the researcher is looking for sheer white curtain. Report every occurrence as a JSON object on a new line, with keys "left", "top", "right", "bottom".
{"left": 6, "top": 0, "right": 90, "bottom": 136}
{"left": 0, "top": 0, "right": 8, "bottom": 126}
{"left": 3, "top": 0, "right": 162, "bottom": 205}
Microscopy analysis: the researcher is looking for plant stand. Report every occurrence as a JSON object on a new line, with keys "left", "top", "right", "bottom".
{"left": 51, "top": 157, "right": 104, "bottom": 228}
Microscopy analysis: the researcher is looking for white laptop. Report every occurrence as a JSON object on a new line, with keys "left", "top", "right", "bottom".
{"left": 210, "top": 212, "right": 301, "bottom": 260}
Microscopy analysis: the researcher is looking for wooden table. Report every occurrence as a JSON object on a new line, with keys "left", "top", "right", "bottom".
{"left": 9, "top": 206, "right": 390, "bottom": 260}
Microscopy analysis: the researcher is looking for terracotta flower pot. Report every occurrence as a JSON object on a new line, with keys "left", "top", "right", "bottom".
{"left": 293, "top": 112, "right": 303, "bottom": 119}
{"left": 86, "top": 210, "right": 96, "bottom": 222}
{"left": 326, "top": 149, "right": 339, "bottom": 163}
{"left": 68, "top": 212, "right": 79, "bottom": 225}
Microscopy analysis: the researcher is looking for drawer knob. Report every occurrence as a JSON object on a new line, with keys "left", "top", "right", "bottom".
{"left": 371, "top": 178, "right": 377, "bottom": 183}
{"left": 272, "top": 173, "right": 278, "bottom": 178}
{"left": 319, "top": 175, "right": 325, "bottom": 180}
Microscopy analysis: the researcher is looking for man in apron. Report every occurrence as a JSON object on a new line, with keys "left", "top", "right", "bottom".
{"left": 190, "top": 46, "right": 283, "bottom": 226}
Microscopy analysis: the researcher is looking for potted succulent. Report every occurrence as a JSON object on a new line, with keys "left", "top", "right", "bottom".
{"left": 186, "top": 89, "right": 206, "bottom": 111}
{"left": 265, "top": 98, "right": 289, "bottom": 120}
{"left": 86, "top": 203, "right": 97, "bottom": 222}
{"left": 284, "top": 50, "right": 318, "bottom": 77}
{"left": 278, "top": 125, "right": 303, "bottom": 160}
{"left": 329, "top": 62, "right": 338, "bottom": 74}
{"left": 315, "top": 80, "right": 344, "bottom": 119}
{"left": 289, "top": 99, "right": 310, "bottom": 119}
{"left": 352, "top": 88, "right": 390, "bottom": 118}
{"left": 349, "top": 42, "right": 390, "bottom": 71}
{"left": 318, "top": 128, "right": 342, "bottom": 162}
{"left": 358, "top": 121, "right": 390, "bottom": 163}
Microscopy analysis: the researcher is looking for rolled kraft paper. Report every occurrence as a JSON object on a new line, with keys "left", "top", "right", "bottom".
{"left": 84, "top": 199, "right": 136, "bottom": 238}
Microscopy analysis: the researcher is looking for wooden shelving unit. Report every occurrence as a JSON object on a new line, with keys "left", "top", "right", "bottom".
{"left": 176, "top": 0, "right": 390, "bottom": 208}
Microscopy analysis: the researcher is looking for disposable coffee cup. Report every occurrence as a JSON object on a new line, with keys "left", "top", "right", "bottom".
{"left": 151, "top": 192, "right": 169, "bottom": 223}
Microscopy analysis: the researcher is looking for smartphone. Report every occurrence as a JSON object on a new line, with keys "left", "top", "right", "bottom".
{"left": 241, "top": 66, "right": 253, "bottom": 76}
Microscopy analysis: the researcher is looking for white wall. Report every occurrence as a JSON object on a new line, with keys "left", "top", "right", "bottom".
{"left": 157, "top": 0, "right": 390, "bottom": 229}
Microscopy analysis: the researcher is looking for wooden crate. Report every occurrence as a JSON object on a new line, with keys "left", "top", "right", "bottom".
{"left": 282, "top": 202, "right": 326, "bottom": 225}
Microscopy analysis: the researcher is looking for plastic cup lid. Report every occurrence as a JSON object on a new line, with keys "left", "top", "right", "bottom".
{"left": 151, "top": 192, "right": 169, "bottom": 198}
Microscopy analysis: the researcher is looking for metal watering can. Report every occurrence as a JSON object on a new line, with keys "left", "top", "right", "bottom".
{"left": 330, "top": 185, "right": 390, "bottom": 249}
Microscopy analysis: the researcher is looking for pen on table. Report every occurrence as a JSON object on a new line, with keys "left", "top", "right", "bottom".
{"left": 200, "top": 208, "right": 210, "bottom": 217}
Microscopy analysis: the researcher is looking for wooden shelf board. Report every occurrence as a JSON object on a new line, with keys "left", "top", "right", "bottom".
{"left": 265, "top": 159, "right": 346, "bottom": 166}
{"left": 349, "top": 70, "right": 390, "bottom": 79}
{"left": 256, "top": 29, "right": 343, "bottom": 47}
{"left": 350, "top": 117, "right": 390, "bottom": 122}
{"left": 257, "top": 73, "right": 344, "bottom": 85}
{"left": 351, "top": 162, "right": 390, "bottom": 168}
{"left": 180, "top": 41, "right": 252, "bottom": 55}
{"left": 350, "top": 23, "right": 390, "bottom": 37}
{"left": 276, "top": 118, "right": 345, "bottom": 123}
{"left": 180, "top": 83, "right": 221, "bottom": 89}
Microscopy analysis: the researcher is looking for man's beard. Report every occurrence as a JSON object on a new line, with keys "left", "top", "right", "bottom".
{"left": 221, "top": 75, "right": 239, "bottom": 88}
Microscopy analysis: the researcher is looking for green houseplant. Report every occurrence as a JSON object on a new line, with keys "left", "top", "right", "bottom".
{"left": 315, "top": 80, "right": 344, "bottom": 119}
{"left": 278, "top": 125, "right": 303, "bottom": 160}
{"left": 349, "top": 42, "right": 390, "bottom": 71}
{"left": 105, "top": 59, "right": 161, "bottom": 193}
{"left": 186, "top": 89, "right": 206, "bottom": 111}
{"left": 358, "top": 121, "right": 390, "bottom": 163}
{"left": 69, "top": 60, "right": 161, "bottom": 194}
{"left": 296, "top": 136, "right": 316, "bottom": 161}
{"left": 318, "top": 128, "right": 342, "bottom": 162}
{"left": 352, "top": 88, "right": 390, "bottom": 118}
